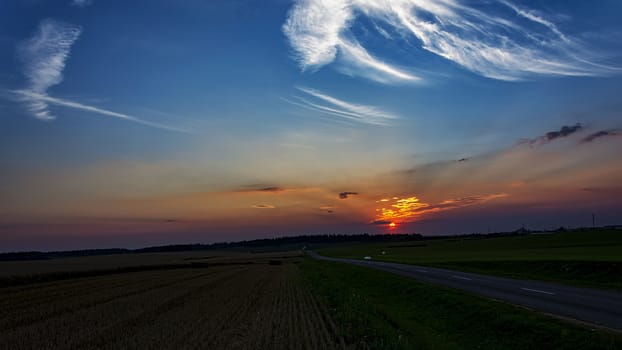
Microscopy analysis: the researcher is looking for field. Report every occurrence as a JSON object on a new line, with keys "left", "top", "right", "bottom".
{"left": 0, "top": 252, "right": 344, "bottom": 350}
{"left": 319, "top": 229, "right": 622, "bottom": 289}
{"left": 2, "top": 240, "right": 622, "bottom": 349}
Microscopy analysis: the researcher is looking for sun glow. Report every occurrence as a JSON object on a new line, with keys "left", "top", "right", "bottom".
{"left": 389, "top": 222, "right": 397, "bottom": 228}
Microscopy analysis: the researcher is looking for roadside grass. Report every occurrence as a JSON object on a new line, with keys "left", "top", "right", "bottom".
{"left": 301, "top": 258, "right": 622, "bottom": 350}
{"left": 318, "top": 229, "right": 622, "bottom": 289}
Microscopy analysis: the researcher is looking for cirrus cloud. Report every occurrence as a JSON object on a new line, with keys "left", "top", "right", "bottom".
{"left": 283, "top": 0, "right": 618, "bottom": 83}
{"left": 17, "top": 19, "right": 81, "bottom": 120}
{"left": 289, "top": 87, "right": 400, "bottom": 126}
{"left": 11, "top": 19, "right": 190, "bottom": 133}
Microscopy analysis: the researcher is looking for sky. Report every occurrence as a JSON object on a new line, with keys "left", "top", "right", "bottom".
{"left": 1, "top": 0, "right": 621, "bottom": 251}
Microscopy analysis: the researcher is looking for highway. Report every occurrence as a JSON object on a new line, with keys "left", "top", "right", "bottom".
{"left": 307, "top": 251, "right": 622, "bottom": 332}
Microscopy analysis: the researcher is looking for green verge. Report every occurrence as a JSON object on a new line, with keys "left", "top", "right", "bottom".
{"left": 300, "top": 258, "right": 622, "bottom": 350}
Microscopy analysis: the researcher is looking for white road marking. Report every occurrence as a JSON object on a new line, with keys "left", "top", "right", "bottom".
{"left": 521, "top": 287, "right": 556, "bottom": 295}
{"left": 416, "top": 269, "right": 428, "bottom": 273}
{"left": 452, "top": 275, "right": 472, "bottom": 281}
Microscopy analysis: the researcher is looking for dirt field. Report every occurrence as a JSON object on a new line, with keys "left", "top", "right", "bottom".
{"left": 0, "top": 254, "right": 344, "bottom": 350}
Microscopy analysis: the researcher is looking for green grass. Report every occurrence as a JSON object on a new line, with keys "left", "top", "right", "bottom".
{"left": 318, "top": 229, "right": 622, "bottom": 289}
{"left": 301, "top": 258, "right": 622, "bottom": 350}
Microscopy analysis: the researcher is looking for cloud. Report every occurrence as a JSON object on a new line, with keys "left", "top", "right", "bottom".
{"left": 422, "top": 194, "right": 508, "bottom": 213}
{"left": 71, "top": 0, "right": 93, "bottom": 7}
{"left": 499, "top": 0, "right": 568, "bottom": 43}
{"left": 283, "top": 0, "right": 419, "bottom": 83}
{"left": 12, "top": 19, "right": 188, "bottom": 133}
{"left": 528, "top": 123, "right": 583, "bottom": 146}
{"left": 319, "top": 205, "right": 335, "bottom": 213}
{"left": 370, "top": 219, "right": 391, "bottom": 225}
{"left": 374, "top": 194, "right": 507, "bottom": 223}
{"left": 237, "top": 186, "right": 285, "bottom": 193}
{"left": 545, "top": 124, "right": 583, "bottom": 141}
{"left": 11, "top": 90, "right": 190, "bottom": 133}
{"left": 257, "top": 187, "right": 284, "bottom": 192}
{"left": 283, "top": 0, "right": 618, "bottom": 83}
{"left": 580, "top": 129, "right": 621, "bottom": 143}
{"left": 339, "top": 191, "right": 358, "bottom": 199}
{"left": 291, "top": 87, "right": 399, "bottom": 126}
{"left": 18, "top": 19, "right": 81, "bottom": 120}
{"left": 252, "top": 204, "right": 276, "bottom": 209}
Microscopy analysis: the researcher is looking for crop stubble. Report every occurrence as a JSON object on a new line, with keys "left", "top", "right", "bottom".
{"left": 0, "top": 260, "right": 344, "bottom": 350}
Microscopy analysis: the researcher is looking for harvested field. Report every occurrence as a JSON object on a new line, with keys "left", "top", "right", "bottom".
{"left": 0, "top": 256, "right": 344, "bottom": 350}
{"left": 0, "top": 250, "right": 302, "bottom": 279}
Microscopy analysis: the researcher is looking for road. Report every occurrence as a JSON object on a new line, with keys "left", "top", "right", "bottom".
{"left": 307, "top": 251, "right": 622, "bottom": 332}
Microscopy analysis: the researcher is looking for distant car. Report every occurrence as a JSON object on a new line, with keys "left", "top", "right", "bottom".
{"left": 363, "top": 256, "right": 372, "bottom": 260}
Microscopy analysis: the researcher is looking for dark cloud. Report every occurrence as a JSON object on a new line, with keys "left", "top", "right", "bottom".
{"left": 339, "top": 191, "right": 358, "bottom": 199}
{"left": 529, "top": 123, "right": 583, "bottom": 146}
{"left": 258, "top": 187, "right": 284, "bottom": 192}
{"left": 237, "top": 185, "right": 285, "bottom": 193}
{"left": 457, "top": 158, "right": 469, "bottom": 162}
{"left": 580, "top": 129, "right": 621, "bottom": 143}
{"left": 370, "top": 220, "right": 392, "bottom": 225}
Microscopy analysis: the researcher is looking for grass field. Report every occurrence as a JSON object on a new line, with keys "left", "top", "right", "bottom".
{"left": 318, "top": 229, "right": 622, "bottom": 289}
{"left": 301, "top": 258, "right": 622, "bottom": 350}
{"left": 0, "top": 253, "right": 344, "bottom": 350}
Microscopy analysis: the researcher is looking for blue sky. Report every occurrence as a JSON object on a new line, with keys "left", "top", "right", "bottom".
{"left": 1, "top": 0, "right": 621, "bottom": 250}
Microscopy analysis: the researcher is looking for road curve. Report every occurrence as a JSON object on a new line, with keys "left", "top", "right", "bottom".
{"left": 307, "top": 251, "right": 622, "bottom": 332}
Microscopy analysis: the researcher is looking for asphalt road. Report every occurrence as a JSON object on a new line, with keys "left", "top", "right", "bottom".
{"left": 308, "top": 251, "right": 622, "bottom": 332}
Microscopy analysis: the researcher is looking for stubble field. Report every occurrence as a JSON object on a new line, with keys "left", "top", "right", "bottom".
{"left": 0, "top": 254, "right": 344, "bottom": 350}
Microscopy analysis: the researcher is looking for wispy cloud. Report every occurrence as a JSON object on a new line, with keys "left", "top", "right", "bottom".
{"left": 12, "top": 90, "right": 191, "bottom": 133}
{"left": 500, "top": 0, "right": 568, "bottom": 43}
{"left": 291, "top": 87, "right": 399, "bottom": 126}
{"left": 580, "top": 129, "right": 621, "bottom": 143}
{"left": 283, "top": 0, "right": 618, "bottom": 83}
{"left": 13, "top": 19, "right": 188, "bottom": 133}
{"left": 283, "top": 0, "right": 419, "bottom": 83}
{"left": 71, "top": 0, "right": 93, "bottom": 7}
{"left": 18, "top": 19, "right": 81, "bottom": 120}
